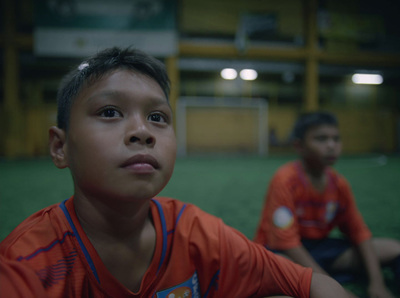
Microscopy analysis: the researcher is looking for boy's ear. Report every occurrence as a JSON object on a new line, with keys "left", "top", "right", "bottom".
{"left": 49, "top": 126, "right": 68, "bottom": 169}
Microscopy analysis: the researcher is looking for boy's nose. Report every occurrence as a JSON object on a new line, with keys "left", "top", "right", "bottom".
{"left": 326, "top": 138, "right": 337, "bottom": 149}
{"left": 129, "top": 135, "right": 155, "bottom": 145}
{"left": 125, "top": 117, "right": 155, "bottom": 147}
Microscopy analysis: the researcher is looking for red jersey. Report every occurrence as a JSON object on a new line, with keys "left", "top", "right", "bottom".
{"left": 1, "top": 196, "right": 312, "bottom": 297}
{"left": 0, "top": 256, "right": 48, "bottom": 298}
{"left": 254, "top": 161, "right": 371, "bottom": 250}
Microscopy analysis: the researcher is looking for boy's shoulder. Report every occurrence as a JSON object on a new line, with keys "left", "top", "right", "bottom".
{"left": 273, "top": 161, "right": 347, "bottom": 181}
{"left": 326, "top": 168, "right": 352, "bottom": 191}
{"left": 270, "top": 161, "right": 350, "bottom": 191}
{"left": 150, "top": 196, "right": 226, "bottom": 247}
{"left": 0, "top": 202, "right": 68, "bottom": 259}
{"left": 276, "top": 161, "right": 298, "bottom": 173}
{"left": 151, "top": 196, "right": 220, "bottom": 224}
{"left": 271, "top": 161, "right": 301, "bottom": 182}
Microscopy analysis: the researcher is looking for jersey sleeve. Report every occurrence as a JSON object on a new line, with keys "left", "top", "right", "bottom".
{"left": 336, "top": 178, "right": 372, "bottom": 244}
{"left": 0, "top": 256, "right": 48, "bottom": 298}
{"left": 256, "top": 173, "right": 302, "bottom": 250}
{"left": 219, "top": 222, "right": 312, "bottom": 297}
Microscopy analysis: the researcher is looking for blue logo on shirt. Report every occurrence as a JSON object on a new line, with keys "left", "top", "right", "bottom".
{"left": 156, "top": 271, "right": 200, "bottom": 298}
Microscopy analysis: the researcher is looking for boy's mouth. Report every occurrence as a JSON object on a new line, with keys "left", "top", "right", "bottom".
{"left": 121, "top": 154, "right": 160, "bottom": 170}
{"left": 325, "top": 155, "right": 337, "bottom": 162}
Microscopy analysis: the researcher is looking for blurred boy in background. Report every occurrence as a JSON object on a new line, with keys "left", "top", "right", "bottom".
{"left": 254, "top": 111, "right": 400, "bottom": 298}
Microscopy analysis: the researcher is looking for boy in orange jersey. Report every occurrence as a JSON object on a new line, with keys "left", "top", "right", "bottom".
{"left": 0, "top": 48, "right": 347, "bottom": 297}
{"left": 254, "top": 111, "right": 400, "bottom": 298}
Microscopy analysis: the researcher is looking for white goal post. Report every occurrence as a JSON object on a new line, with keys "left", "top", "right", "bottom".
{"left": 176, "top": 96, "right": 269, "bottom": 156}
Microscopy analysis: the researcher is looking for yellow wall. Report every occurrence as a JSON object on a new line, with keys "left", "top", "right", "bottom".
{"left": 0, "top": 105, "right": 57, "bottom": 158}
{"left": 183, "top": 105, "right": 397, "bottom": 155}
{"left": 334, "top": 108, "right": 396, "bottom": 154}
{"left": 180, "top": 0, "right": 303, "bottom": 38}
{"left": 186, "top": 108, "right": 259, "bottom": 154}
{"left": 24, "top": 106, "right": 58, "bottom": 156}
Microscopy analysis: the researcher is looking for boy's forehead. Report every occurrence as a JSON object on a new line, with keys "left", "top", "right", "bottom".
{"left": 76, "top": 69, "right": 168, "bottom": 104}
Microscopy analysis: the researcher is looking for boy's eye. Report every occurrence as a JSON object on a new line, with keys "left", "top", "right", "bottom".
{"left": 314, "top": 136, "right": 327, "bottom": 142}
{"left": 148, "top": 113, "right": 167, "bottom": 123}
{"left": 100, "top": 108, "right": 122, "bottom": 118}
{"left": 314, "top": 135, "right": 340, "bottom": 143}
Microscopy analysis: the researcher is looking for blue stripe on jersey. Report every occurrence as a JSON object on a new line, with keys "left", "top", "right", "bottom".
{"left": 17, "top": 232, "right": 74, "bottom": 261}
{"left": 16, "top": 231, "right": 74, "bottom": 261}
{"left": 167, "top": 204, "right": 187, "bottom": 235}
{"left": 36, "top": 250, "right": 78, "bottom": 288}
{"left": 59, "top": 200, "right": 100, "bottom": 283}
{"left": 204, "top": 269, "right": 220, "bottom": 297}
{"left": 175, "top": 204, "right": 187, "bottom": 227}
{"left": 151, "top": 199, "right": 168, "bottom": 274}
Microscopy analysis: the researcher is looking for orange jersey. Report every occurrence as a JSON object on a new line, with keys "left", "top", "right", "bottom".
{"left": 1, "top": 197, "right": 312, "bottom": 297}
{"left": 254, "top": 161, "right": 371, "bottom": 250}
{"left": 0, "top": 255, "right": 48, "bottom": 298}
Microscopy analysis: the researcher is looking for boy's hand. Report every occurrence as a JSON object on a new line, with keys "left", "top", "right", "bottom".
{"left": 368, "top": 283, "right": 395, "bottom": 298}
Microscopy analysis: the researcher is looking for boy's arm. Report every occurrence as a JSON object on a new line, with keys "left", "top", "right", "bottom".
{"left": 284, "top": 245, "right": 328, "bottom": 275}
{"left": 356, "top": 239, "right": 395, "bottom": 298}
{"left": 310, "top": 272, "right": 348, "bottom": 297}
{"left": 284, "top": 246, "right": 359, "bottom": 298}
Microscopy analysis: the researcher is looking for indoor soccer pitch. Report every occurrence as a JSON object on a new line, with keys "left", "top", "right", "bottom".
{"left": 1, "top": 154, "right": 399, "bottom": 296}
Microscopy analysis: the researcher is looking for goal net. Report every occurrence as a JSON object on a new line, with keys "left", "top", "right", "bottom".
{"left": 176, "top": 97, "right": 268, "bottom": 156}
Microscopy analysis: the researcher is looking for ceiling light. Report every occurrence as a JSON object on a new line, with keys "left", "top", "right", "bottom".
{"left": 240, "top": 69, "right": 258, "bottom": 81}
{"left": 221, "top": 68, "right": 237, "bottom": 80}
{"left": 352, "top": 73, "right": 383, "bottom": 85}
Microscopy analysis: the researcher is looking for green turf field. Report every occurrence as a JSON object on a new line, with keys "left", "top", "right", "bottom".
{"left": 1, "top": 155, "right": 399, "bottom": 296}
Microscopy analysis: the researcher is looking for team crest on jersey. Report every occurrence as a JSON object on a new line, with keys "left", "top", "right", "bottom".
{"left": 325, "top": 201, "right": 338, "bottom": 223}
{"left": 273, "top": 206, "right": 294, "bottom": 229}
{"left": 156, "top": 271, "right": 200, "bottom": 298}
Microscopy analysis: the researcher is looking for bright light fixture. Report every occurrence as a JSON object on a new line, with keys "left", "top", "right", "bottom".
{"left": 240, "top": 69, "right": 258, "bottom": 81}
{"left": 221, "top": 68, "right": 237, "bottom": 80}
{"left": 352, "top": 73, "right": 383, "bottom": 85}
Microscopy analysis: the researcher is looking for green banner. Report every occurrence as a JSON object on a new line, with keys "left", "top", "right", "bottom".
{"left": 34, "top": 0, "right": 177, "bottom": 57}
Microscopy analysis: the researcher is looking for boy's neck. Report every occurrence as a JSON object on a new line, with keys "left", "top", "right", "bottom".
{"left": 300, "top": 160, "right": 328, "bottom": 192}
{"left": 73, "top": 193, "right": 153, "bottom": 241}
{"left": 73, "top": 194, "right": 156, "bottom": 293}
{"left": 300, "top": 160, "right": 326, "bottom": 179}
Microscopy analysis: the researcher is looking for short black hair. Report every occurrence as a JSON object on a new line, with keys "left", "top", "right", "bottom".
{"left": 293, "top": 111, "right": 338, "bottom": 140}
{"left": 56, "top": 47, "right": 170, "bottom": 131}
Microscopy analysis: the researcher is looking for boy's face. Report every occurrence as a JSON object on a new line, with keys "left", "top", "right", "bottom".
{"left": 299, "top": 124, "right": 342, "bottom": 167}
{"left": 59, "top": 69, "right": 176, "bottom": 203}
